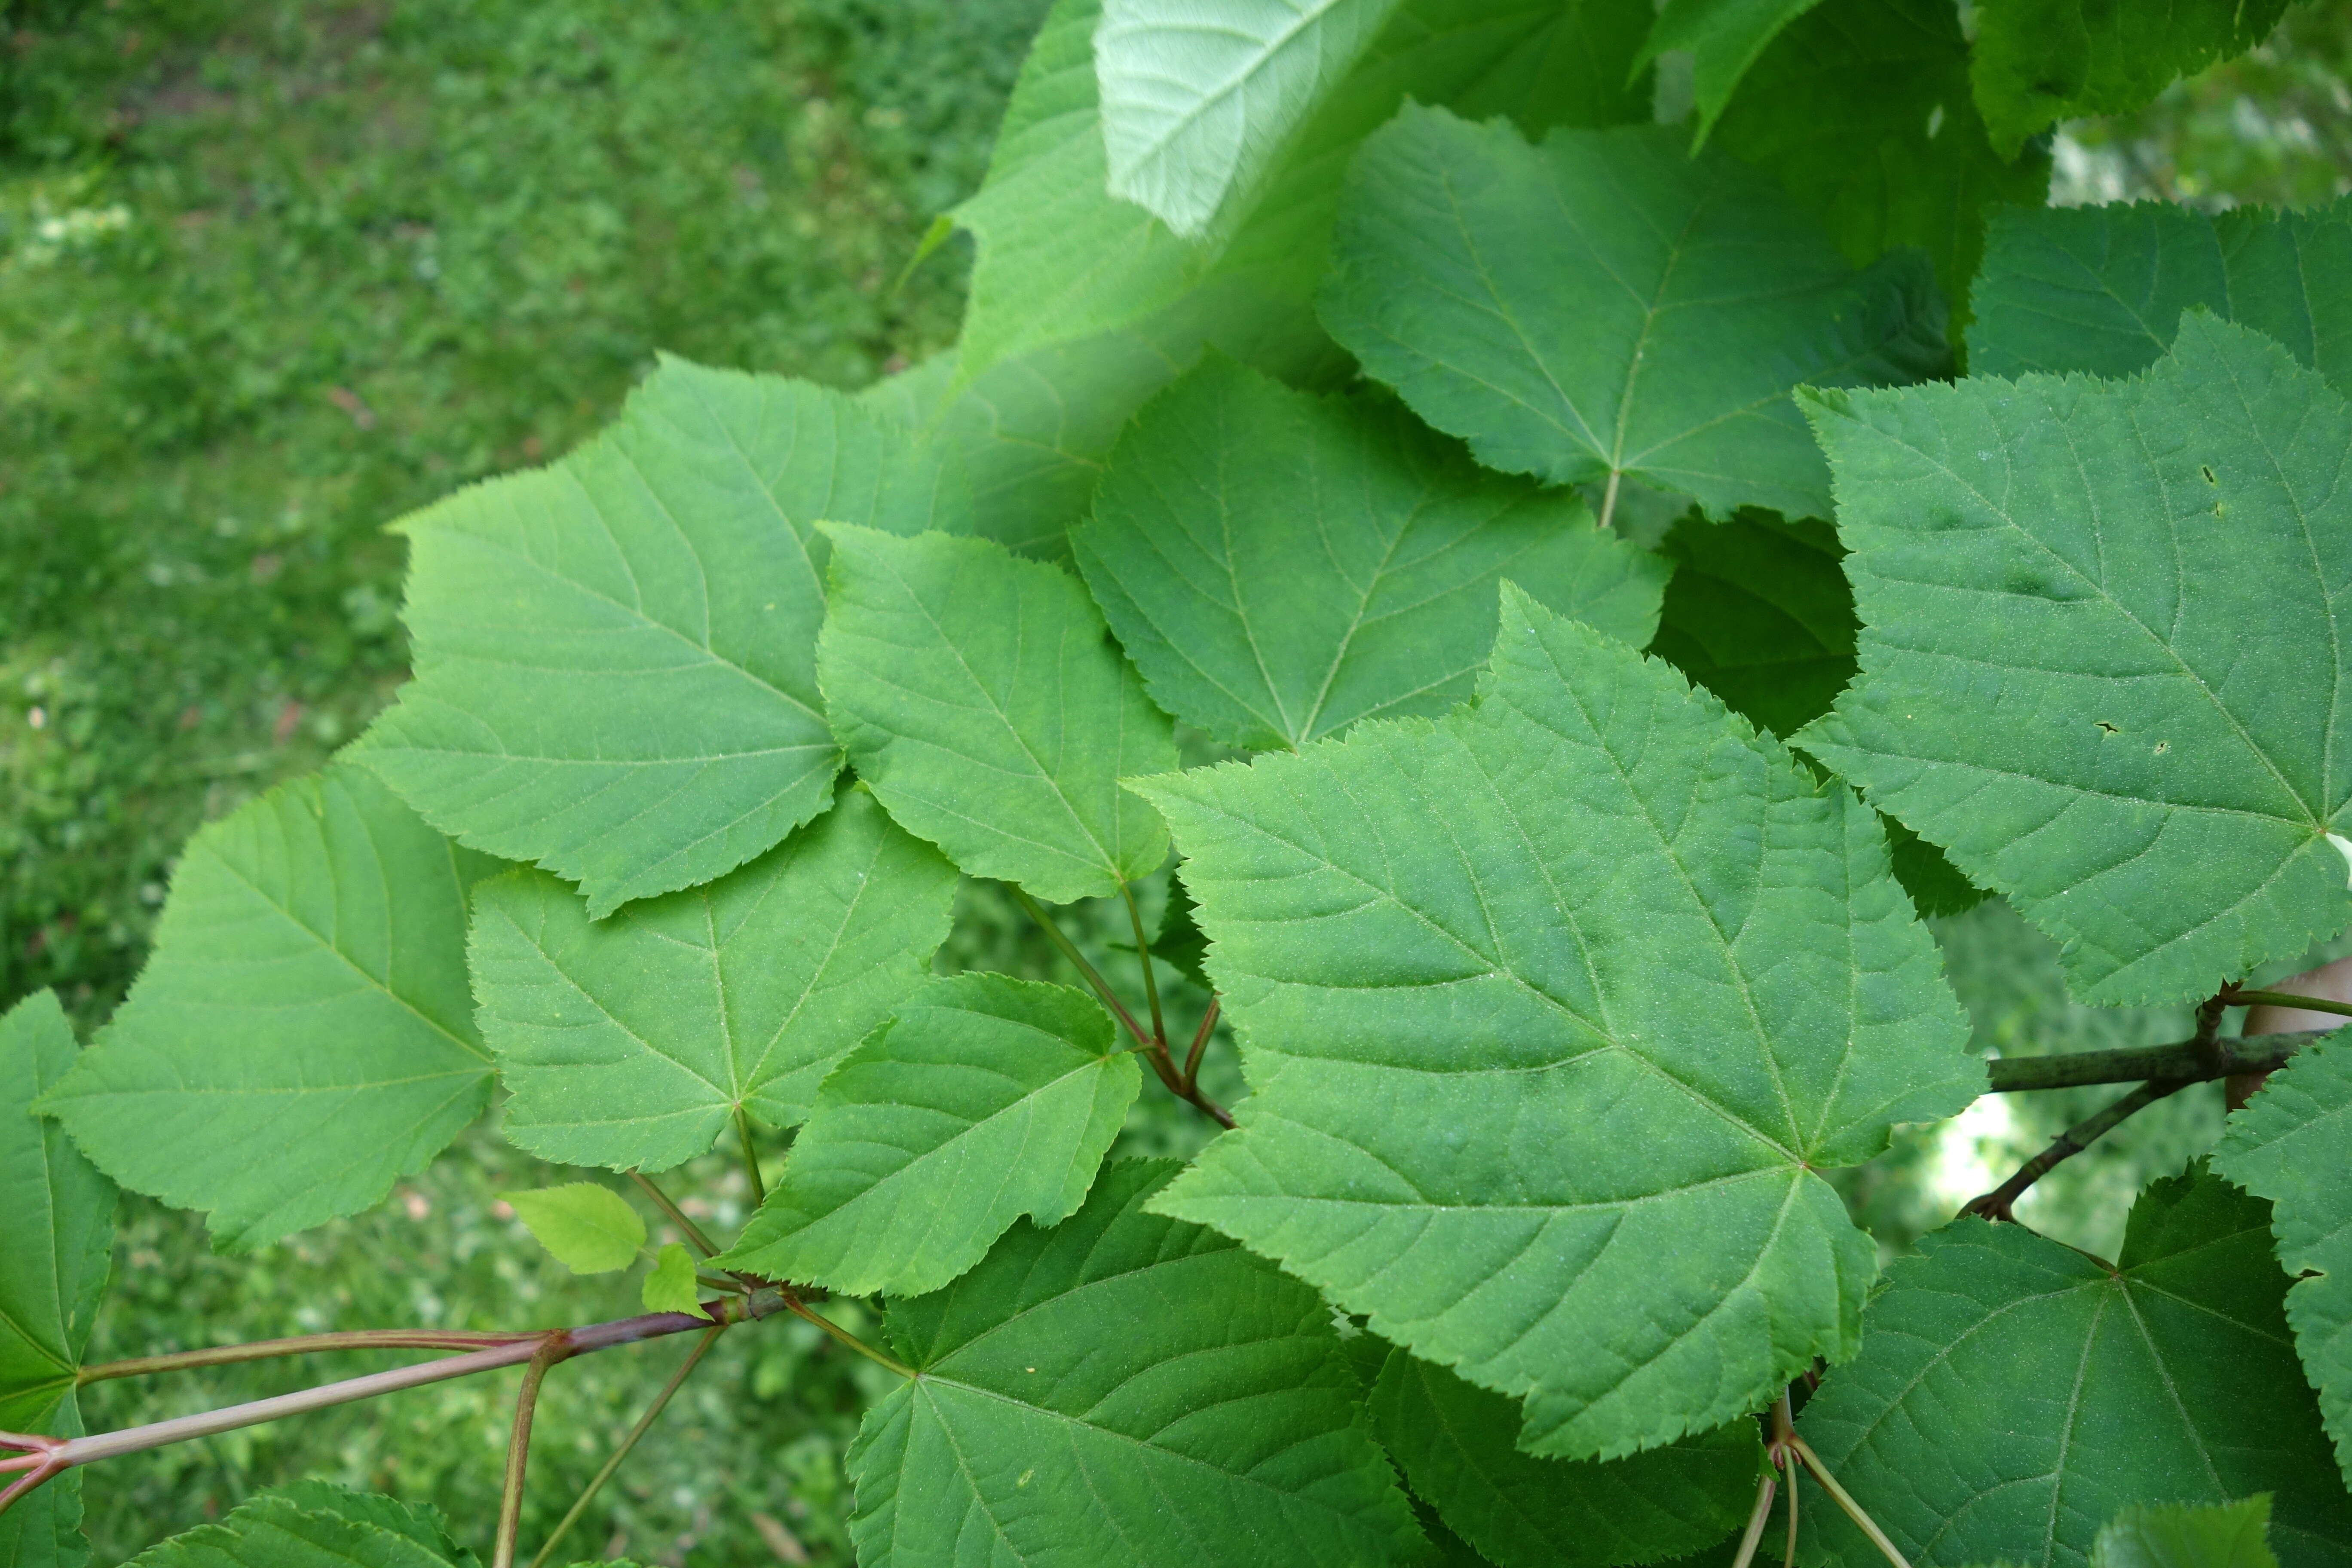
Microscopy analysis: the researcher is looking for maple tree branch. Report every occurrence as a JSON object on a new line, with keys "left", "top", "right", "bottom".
{"left": 1727, "top": 1469, "right": 1778, "bottom": 1568}
{"left": 630, "top": 1171, "right": 720, "bottom": 1259}
{"left": 2221, "top": 986, "right": 2352, "bottom": 1020}
{"left": 493, "top": 1336, "right": 573, "bottom": 1568}
{"left": 527, "top": 1326, "right": 721, "bottom": 1568}
{"left": 1964, "top": 1079, "right": 2188, "bottom": 1222}
{"left": 1788, "top": 1433, "right": 1911, "bottom": 1568}
{"left": 1182, "top": 996, "right": 1220, "bottom": 1090}
{"left": 79, "top": 1330, "right": 542, "bottom": 1385}
{"left": 1984, "top": 1031, "right": 2311, "bottom": 1092}
{"left": 1120, "top": 881, "right": 1170, "bottom": 1050}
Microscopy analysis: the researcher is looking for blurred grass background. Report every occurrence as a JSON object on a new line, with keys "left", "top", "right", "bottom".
{"left": 3, "top": 0, "right": 2351, "bottom": 1561}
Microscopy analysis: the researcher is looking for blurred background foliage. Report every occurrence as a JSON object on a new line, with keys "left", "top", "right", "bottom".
{"left": 3, "top": 0, "right": 2349, "bottom": 1561}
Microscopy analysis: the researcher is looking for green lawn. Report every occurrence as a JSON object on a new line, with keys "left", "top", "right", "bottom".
{"left": 7, "top": 2, "right": 2352, "bottom": 1561}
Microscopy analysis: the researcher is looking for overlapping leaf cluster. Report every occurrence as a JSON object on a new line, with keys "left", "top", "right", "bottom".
{"left": 9, "top": 2, "right": 2352, "bottom": 1566}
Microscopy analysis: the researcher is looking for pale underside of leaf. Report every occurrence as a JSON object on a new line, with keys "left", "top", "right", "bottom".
{"left": 1798, "top": 313, "right": 2352, "bottom": 1006}
{"left": 1139, "top": 588, "right": 1979, "bottom": 1461}
{"left": 34, "top": 764, "right": 491, "bottom": 1252}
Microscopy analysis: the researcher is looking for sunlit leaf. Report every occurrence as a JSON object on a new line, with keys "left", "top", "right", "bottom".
{"left": 503, "top": 1183, "right": 644, "bottom": 1275}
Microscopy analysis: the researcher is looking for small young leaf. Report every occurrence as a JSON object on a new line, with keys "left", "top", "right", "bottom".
{"left": 1320, "top": 107, "right": 1947, "bottom": 522}
{"left": 713, "top": 975, "right": 1141, "bottom": 1297}
{"left": 817, "top": 524, "right": 1178, "bottom": 902}
{"left": 1968, "top": 198, "right": 2352, "bottom": 391}
{"left": 34, "top": 764, "right": 492, "bottom": 1251}
{"left": 357, "top": 358, "right": 967, "bottom": 916}
{"left": 640, "top": 1243, "right": 700, "bottom": 1316}
{"left": 1798, "top": 1165, "right": 2352, "bottom": 1567}
{"left": 1369, "top": 1350, "right": 1761, "bottom": 1568}
{"left": 122, "top": 1488, "right": 472, "bottom": 1568}
{"left": 1798, "top": 315, "right": 2352, "bottom": 1006}
{"left": 503, "top": 1184, "right": 645, "bottom": 1275}
{"left": 2213, "top": 1035, "right": 2352, "bottom": 1491}
{"left": 1074, "top": 357, "right": 1668, "bottom": 750}
{"left": 1969, "top": 0, "right": 2290, "bottom": 158}
{"left": 846, "top": 1159, "right": 1425, "bottom": 1567}
{"left": 470, "top": 785, "right": 958, "bottom": 1174}
{"left": 2094, "top": 1498, "right": 2278, "bottom": 1568}
{"left": 1137, "top": 588, "right": 1981, "bottom": 1461}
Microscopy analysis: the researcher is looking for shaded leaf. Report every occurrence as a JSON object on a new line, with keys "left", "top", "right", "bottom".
{"left": 1320, "top": 107, "right": 1947, "bottom": 522}
{"left": 2095, "top": 1498, "right": 2278, "bottom": 1568}
{"left": 714, "top": 975, "right": 1139, "bottom": 1297}
{"left": 1710, "top": 0, "right": 2050, "bottom": 310}
{"left": 123, "top": 1488, "right": 470, "bottom": 1568}
{"left": 1968, "top": 198, "right": 2352, "bottom": 391}
{"left": 1798, "top": 1165, "right": 2352, "bottom": 1568}
{"left": 504, "top": 1184, "right": 644, "bottom": 1274}
{"left": 358, "top": 358, "right": 965, "bottom": 916}
{"left": 469, "top": 785, "right": 958, "bottom": 1173}
{"left": 1157, "top": 871, "right": 1213, "bottom": 989}
{"left": 1074, "top": 357, "right": 1668, "bottom": 750}
{"left": 1651, "top": 511, "right": 1854, "bottom": 741}
{"left": 258, "top": 1488, "right": 474, "bottom": 1568}
{"left": 1136, "top": 588, "right": 1981, "bottom": 1461}
{"left": 35, "top": 764, "right": 492, "bottom": 1250}
{"left": 816, "top": 524, "right": 1177, "bottom": 902}
{"left": 1797, "top": 314, "right": 2352, "bottom": 1006}
{"left": 2214, "top": 1035, "right": 2352, "bottom": 1491}
{"left": 1369, "top": 1350, "right": 1760, "bottom": 1568}
{"left": 640, "top": 1244, "right": 700, "bottom": 1315}
{"left": 1970, "top": 0, "right": 2291, "bottom": 158}
{"left": 846, "top": 1159, "right": 1424, "bottom": 1567}
{"left": 1636, "top": 0, "right": 1824, "bottom": 142}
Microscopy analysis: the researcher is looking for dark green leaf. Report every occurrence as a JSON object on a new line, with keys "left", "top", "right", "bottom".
{"left": 469, "top": 785, "right": 958, "bottom": 1173}
{"left": 122, "top": 1488, "right": 469, "bottom": 1568}
{"left": 1651, "top": 511, "right": 1854, "bottom": 740}
{"left": 714, "top": 975, "right": 1140, "bottom": 1297}
{"left": 1798, "top": 1165, "right": 2352, "bottom": 1568}
{"left": 1369, "top": 1350, "right": 1760, "bottom": 1568}
{"left": 1969, "top": 0, "right": 2291, "bottom": 158}
{"left": 1798, "top": 314, "right": 2352, "bottom": 1006}
{"left": 816, "top": 524, "right": 1177, "bottom": 902}
{"left": 35, "top": 764, "right": 492, "bottom": 1250}
{"left": 1136, "top": 588, "right": 1981, "bottom": 1461}
{"left": 1320, "top": 107, "right": 1947, "bottom": 522}
{"left": 1074, "top": 357, "right": 1669, "bottom": 750}
{"left": 2094, "top": 1498, "right": 2278, "bottom": 1568}
{"left": 2214, "top": 1035, "right": 2352, "bottom": 1490}
{"left": 357, "top": 358, "right": 965, "bottom": 916}
{"left": 1636, "top": 0, "right": 1825, "bottom": 141}
{"left": 1968, "top": 198, "right": 2352, "bottom": 390}
{"left": 1157, "top": 872, "right": 1213, "bottom": 990}
{"left": 846, "top": 1159, "right": 1424, "bottom": 1566}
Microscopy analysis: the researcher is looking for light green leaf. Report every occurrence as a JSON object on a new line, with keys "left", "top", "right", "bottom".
{"left": 123, "top": 1488, "right": 471, "bottom": 1568}
{"left": 34, "top": 764, "right": 492, "bottom": 1251}
{"left": 1796, "top": 314, "right": 2352, "bottom": 1007}
{"left": 1073, "top": 357, "right": 1669, "bottom": 750}
{"left": 1968, "top": 198, "right": 2352, "bottom": 391}
{"left": 469, "top": 784, "right": 958, "bottom": 1173}
{"left": 2214, "top": 1035, "right": 2352, "bottom": 1491}
{"left": 1651, "top": 511, "right": 1853, "bottom": 741}
{"left": 2095, "top": 1498, "right": 2278, "bottom": 1568}
{"left": 816, "top": 524, "right": 1177, "bottom": 902}
{"left": 1969, "top": 0, "right": 2290, "bottom": 158}
{"left": 503, "top": 1184, "right": 644, "bottom": 1274}
{"left": 1709, "top": 0, "right": 2051, "bottom": 308}
{"left": 846, "top": 1159, "right": 1424, "bottom": 1567}
{"left": 1636, "top": 0, "right": 1824, "bottom": 142}
{"left": 1136, "top": 587, "right": 1981, "bottom": 1461}
{"left": 1319, "top": 107, "right": 1947, "bottom": 523}
{"left": 714, "top": 975, "right": 1140, "bottom": 1297}
{"left": 1096, "top": 0, "right": 1405, "bottom": 239}
{"left": 1369, "top": 1350, "right": 1760, "bottom": 1568}
{"left": 356, "top": 358, "right": 967, "bottom": 916}
{"left": 1798, "top": 1165, "right": 2352, "bottom": 1568}
{"left": 640, "top": 1243, "right": 700, "bottom": 1315}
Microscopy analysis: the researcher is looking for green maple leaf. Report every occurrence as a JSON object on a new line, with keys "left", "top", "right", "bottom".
{"left": 1651, "top": 512, "right": 1854, "bottom": 741}
{"left": 1969, "top": 0, "right": 2291, "bottom": 158}
{"left": 715, "top": 975, "right": 1139, "bottom": 1296}
{"left": 1635, "top": 0, "right": 1825, "bottom": 143}
{"left": 124, "top": 1487, "right": 475, "bottom": 1568}
{"left": 1798, "top": 314, "right": 2352, "bottom": 1006}
{"left": 1135, "top": 587, "right": 1981, "bottom": 1461}
{"left": 1969, "top": 198, "right": 2352, "bottom": 390}
{"left": 0, "top": 992, "right": 113, "bottom": 1568}
{"left": 1709, "top": 0, "right": 2051, "bottom": 306}
{"left": 469, "top": 785, "right": 957, "bottom": 1173}
{"left": 845, "top": 1159, "right": 1424, "bottom": 1567}
{"left": 1798, "top": 1165, "right": 2352, "bottom": 1568}
{"left": 356, "top": 358, "right": 966, "bottom": 916}
{"left": 35, "top": 765, "right": 493, "bottom": 1251}
{"left": 1369, "top": 1350, "right": 1761, "bottom": 1568}
{"left": 1319, "top": 107, "right": 1947, "bottom": 523}
{"left": 816, "top": 524, "right": 1177, "bottom": 902}
{"left": 1074, "top": 357, "right": 1668, "bottom": 750}
{"left": 2214, "top": 1035, "right": 2352, "bottom": 1491}
{"left": 2094, "top": 1498, "right": 2278, "bottom": 1568}
{"left": 501, "top": 1184, "right": 644, "bottom": 1275}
